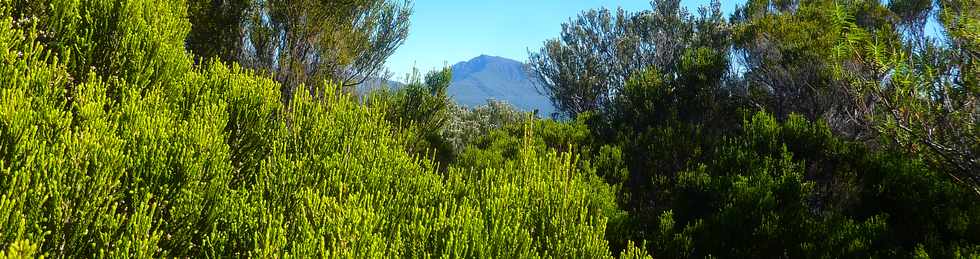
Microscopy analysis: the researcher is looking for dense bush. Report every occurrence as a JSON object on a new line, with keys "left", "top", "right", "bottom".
{"left": 459, "top": 109, "right": 980, "bottom": 258}
{"left": 521, "top": 0, "right": 979, "bottom": 257}
{"left": 626, "top": 113, "right": 980, "bottom": 258}
{"left": 0, "top": 1, "right": 632, "bottom": 257}
{"left": 368, "top": 68, "right": 456, "bottom": 166}
{"left": 443, "top": 99, "right": 529, "bottom": 154}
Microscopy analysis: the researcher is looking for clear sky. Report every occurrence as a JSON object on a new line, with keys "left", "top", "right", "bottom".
{"left": 384, "top": 0, "right": 741, "bottom": 80}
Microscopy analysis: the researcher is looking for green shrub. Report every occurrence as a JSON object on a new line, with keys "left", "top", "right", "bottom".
{"left": 618, "top": 112, "right": 980, "bottom": 258}
{"left": 0, "top": 1, "right": 622, "bottom": 257}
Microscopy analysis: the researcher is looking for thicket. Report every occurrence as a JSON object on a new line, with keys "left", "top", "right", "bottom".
{"left": 185, "top": 0, "right": 412, "bottom": 94}
{"left": 524, "top": 0, "right": 979, "bottom": 257}
{"left": 460, "top": 107, "right": 979, "bottom": 257}
{"left": 0, "top": 0, "right": 633, "bottom": 257}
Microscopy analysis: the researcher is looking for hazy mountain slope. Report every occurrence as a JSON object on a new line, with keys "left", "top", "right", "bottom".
{"left": 448, "top": 55, "right": 555, "bottom": 116}
{"left": 357, "top": 77, "right": 405, "bottom": 95}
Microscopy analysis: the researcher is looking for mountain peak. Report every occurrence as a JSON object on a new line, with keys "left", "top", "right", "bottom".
{"left": 447, "top": 55, "right": 554, "bottom": 116}
{"left": 454, "top": 55, "right": 512, "bottom": 72}
{"left": 474, "top": 54, "right": 496, "bottom": 60}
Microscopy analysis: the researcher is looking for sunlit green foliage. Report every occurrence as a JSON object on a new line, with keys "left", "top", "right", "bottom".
{"left": 0, "top": 1, "right": 621, "bottom": 257}
{"left": 368, "top": 67, "right": 456, "bottom": 165}
{"left": 455, "top": 116, "right": 594, "bottom": 172}
{"left": 443, "top": 100, "right": 529, "bottom": 154}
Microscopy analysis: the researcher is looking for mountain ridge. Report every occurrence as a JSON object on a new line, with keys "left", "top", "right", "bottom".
{"left": 447, "top": 55, "right": 555, "bottom": 116}
{"left": 364, "top": 55, "right": 556, "bottom": 116}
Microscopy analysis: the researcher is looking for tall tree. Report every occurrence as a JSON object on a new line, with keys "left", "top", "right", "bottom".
{"left": 185, "top": 0, "right": 412, "bottom": 101}
{"left": 249, "top": 0, "right": 411, "bottom": 100}
{"left": 186, "top": 0, "right": 250, "bottom": 63}
{"left": 528, "top": 0, "right": 729, "bottom": 118}
{"left": 832, "top": 0, "right": 980, "bottom": 193}
{"left": 369, "top": 68, "right": 456, "bottom": 165}
{"left": 731, "top": 0, "right": 855, "bottom": 128}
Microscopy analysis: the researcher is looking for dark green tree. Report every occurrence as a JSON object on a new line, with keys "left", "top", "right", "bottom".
{"left": 731, "top": 0, "right": 856, "bottom": 127}
{"left": 183, "top": 0, "right": 412, "bottom": 101}
{"left": 830, "top": 0, "right": 980, "bottom": 193}
{"left": 529, "top": 0, "right": 730, "bottom": 118}
{"left": 244, "top": 0, "right": 412, "bottom": 100}
{"left": 186, "top": 0, "right": 250, "bottom": 62}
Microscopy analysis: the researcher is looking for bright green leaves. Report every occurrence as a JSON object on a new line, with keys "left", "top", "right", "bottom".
{"left": 11, "top": 0, "right": 193, "bottom": 94}
{"left": 377, "top": 68, "right": 454, "bottom": 163}
{"left": 0, "top": 1, "right": 624, "bottom": 256}
{"left": 0, "top": 238, "right": 40, "bottom": 259}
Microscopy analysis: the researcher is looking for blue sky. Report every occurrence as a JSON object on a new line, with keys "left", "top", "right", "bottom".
{"left": 384, "top": 0, "right": 740, "bottom": 80}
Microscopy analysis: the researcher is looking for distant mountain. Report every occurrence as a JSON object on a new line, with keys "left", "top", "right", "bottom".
{"left": 448, "top": 55, "right": 555, "bottom": 116}
{"left": 364, "top": 55, "right": 556, "bottom": 115}
{"left": 356, "top": 77, "right": 404, "bottom": 95}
